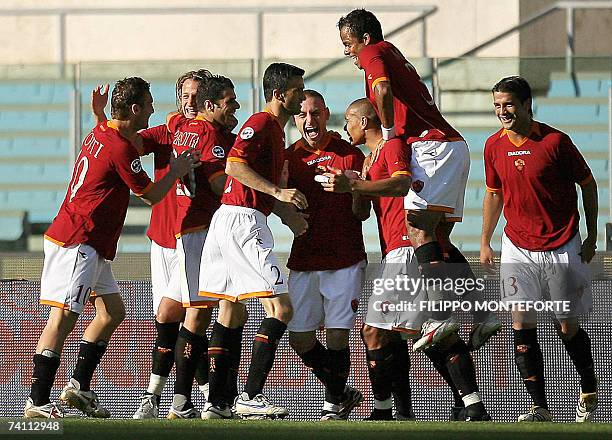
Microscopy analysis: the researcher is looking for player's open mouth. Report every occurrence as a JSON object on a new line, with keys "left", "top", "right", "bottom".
{"left": 304, "top": 126, "right": 319, "bottom": 140}
{"left": 185, "top": 107, "right": 197, "bottom": 118}
{"left": 499, "top": 115, "right": 513, "bottom": 124}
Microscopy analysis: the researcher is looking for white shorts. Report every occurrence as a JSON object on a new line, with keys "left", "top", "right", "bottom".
{"left": 364, "top": 247, "right": 428, "bottom": 336}
{"left": 40, "top": 239, "right": 120, "bottom": 315}
{"left": 199, "top": 205, "right": 288, "bottom": 302}
{"left": 404, "top": 139, "right": 469, "bottom": 222}
{"left": 287, "top": 260, "right": 366, "bottom": 332}
{"left": 177, "top": 230, "right": 213, "bottom": 308}
{"left": 500, "top": 233, "right": 592, "bottom": 318}
{"left": 150, "top": 240, "right": 181, "bottom": 315}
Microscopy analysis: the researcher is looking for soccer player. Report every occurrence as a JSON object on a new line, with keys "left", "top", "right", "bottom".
{"left": 199, "top": 62, "right": 307, "bottom": 419}
{"left": 480, "top": 76, "right": 598, "bottom": 422}
{"left": 337, "top": 9, "right": 501, "bottom": 351}
{"left": 323, "top": 98, "right": 491, "bottom": 422}
{"left": 24, "top": 77, "right": 199, "bottom": 418}
{"left": 284, "top": 89, "right": 366, "bottom": 420}
{"left": 90, "top": 71, "right": 224, "bottom": 419}
{"left": 165, "top": 72, "right": 242, "bottom": 419}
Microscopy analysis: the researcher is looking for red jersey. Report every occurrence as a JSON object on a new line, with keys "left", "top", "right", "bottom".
{"left": 366, "top": 138, "right": 412, "bottom": 255}
{"left": 484, "top": 121, "right": 593, "bottom": 251}
{"left": 222, "top": 111, "right": 285, "bottom": 216}
{"left": 168, "top": 114, "right": 232, "bottom": 236}
{"left": 285, "top": 135, "right": 366, "bottom": 271}
{"left": 140, "top": 124, "right": 177, "bottom": 249}
{"left": 359, "top": 41, "right": 461, "bottom": 143}
{"left": 45, "top": 121, "right": 153, "bottom": 260}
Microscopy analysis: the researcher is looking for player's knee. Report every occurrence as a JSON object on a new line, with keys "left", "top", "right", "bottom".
{"left": 555, "top": 319, "right": 578, "bottom": 341}
{"left": 277, "top": 303, "right": 293, "bottom": 324}
{"left": 326, "top": 329, "right": 349, "bottom": 350}
{"left": 288, "top": 332, "right": 316, "bottom": 354}
{"left": 46, "top": 309, "right": 78, "bottom": 337}
{"left": 361, "top": 324, "right": 383, "bottom": 349}
{"left": 156, "top": 299, "right": 184, "bottom": 323}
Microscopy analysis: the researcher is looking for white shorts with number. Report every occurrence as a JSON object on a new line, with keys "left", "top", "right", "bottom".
{"left": 150, "top": 240, "right": 182, "bottom": 314}
{"left": 500, "top": 233, "right": 592, "bottom": 318}
{"left": 287, "top": 260, "right": 366, "bottom": 332}
{"left": 40, "top": 239, "right": 120, "bottom": 315}
{"left": 177, "top": 230, "right": 214, "bottom": 308}
{"left": 404, "top": 139, "right": 469, "bottom": 222}
{"left": 199, "top": 205, "right": 288, "bottom": 302}
{"left": 364, "top": 246, "right": 428, "bottom": 336}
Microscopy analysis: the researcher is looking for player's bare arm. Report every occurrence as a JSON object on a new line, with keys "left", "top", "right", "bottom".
{"left": 373, "top": 81, "right": 395, "bottom": 139}
{"left": 480, "top": 190, "right": 504, "bottom": 271}
{"left": 225, "top": 160, "right": 308, "bottom": 210}
{"left": 351, "top": 192, "right": 371, "bottom": 221}
{"left": 92, "top": 84, "right": 109, "bottom": 124}
{"left": 209, "top": 174, "right": 228, "bottom": 196}
{"left": 579, "top": 178, "right": 598, "bottom": 263}
{"left": 140, "top": 150, "right": 201, "bottom": 205}
{"left": 322, "top": 171, "right": 410, "bottom": 197}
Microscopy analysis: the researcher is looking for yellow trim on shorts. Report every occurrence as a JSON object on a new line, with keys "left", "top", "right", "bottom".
{"left": 425, "top": 204, "right": 454, "bottom": 214}
{"left": 199, "top": 290, "right": 274, "bottom": 302}
{"left": 40, "top": 299, "right": 70, "bottom": 309}
{"left": 445, "top": 216, "right": 462, "bottom": 223}
{"left": 391, "top": 171, "right": 411, "bottom": 177}
{"left": 43, "top": 235, "right": 65, "bottom": 246}
{"left": 182, "top": 300, "right": 218, "bottom": 308}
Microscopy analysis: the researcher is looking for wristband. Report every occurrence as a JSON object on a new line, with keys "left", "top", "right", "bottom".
{"left": 381, "top": 125, "right": 396, "bottom": 140}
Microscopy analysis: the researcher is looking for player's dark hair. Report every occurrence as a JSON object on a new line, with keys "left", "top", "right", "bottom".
{"left": 111, "top": 77, "right": 150, "bottom": 119}
{"left": 262, "top": 63, "right": 305, "bottom": 103}
{"left": 175, "top": 69, "right": 212, "bottom": 111}
{"left": 338, "top": 9, "right": 384, "bottom": 42}
{"left": 492, "top": 76, "right": 533, "bottom": 116}
{"left": 304, "top": 89, "right": 325, "bottom": 103}
{"left": 196, "top": 74, "right": 235, "bottom": 109}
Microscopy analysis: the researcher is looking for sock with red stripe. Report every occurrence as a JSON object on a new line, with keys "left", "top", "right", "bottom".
{"left": 207, "top": 322, "right": 233, "bottom": 406}
{"left": 243, "top": 318, "right": 287, "bottom": 399}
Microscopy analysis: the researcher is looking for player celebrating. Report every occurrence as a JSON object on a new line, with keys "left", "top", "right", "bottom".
{"left": 337, "top": 9, "right": 501, "bottom": 351}
{"left": 24, "top": 77, "right": 199, "bottom": 419}
{"left": 165, "top": 72, "right": 241, "bottom": 419}
{"left": 199, "top": 62, "right": 307, "bottom": 419}
{"left": 324, "top": 98, "right": 491, "bottom": 422}
{"left": 285, "top": 90, "right": 366, "bottom": 420}
{"left": 481, "top": 76, "right": 598, "bottom": 422}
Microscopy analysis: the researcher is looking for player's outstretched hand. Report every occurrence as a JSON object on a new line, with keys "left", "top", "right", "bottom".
{"left": 285, "top": 211, "right": 309, "bottom": 237}
{"left": 320, "top": 166, "right": 358, "bottom": 193}
{"left": 275, "top": 188, "right": 308, "bottom": 210}
{"left": 479, "top": 244, "right": 496, "bottom": 274}
{"left": 170, "top": 150, "right": 202, "bottom": 178}
{"left": 580, "top": 236, "right": 597, "bottom": 263}
{"left": 91, "top": 84, "right": 109, "bottom": 120}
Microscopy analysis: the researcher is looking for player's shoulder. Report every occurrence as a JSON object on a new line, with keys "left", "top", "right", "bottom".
{"left": 236, "top": 112, "right": 270, "bottom": 141}
{"left": 360, "top": 40, "right": 388, "bottom": 59}
{"left": 535, "top": 121, "right": 569, "bottom": 144}
{"left": 167, "top": 113, "right": 188, "bottom": 132}
{"left": 485, "top": 128, "right": 505, "bottom": 149}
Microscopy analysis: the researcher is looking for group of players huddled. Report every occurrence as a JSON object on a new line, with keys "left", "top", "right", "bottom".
{"left": 24, "top": 9, "right": 598, "bottom": 423}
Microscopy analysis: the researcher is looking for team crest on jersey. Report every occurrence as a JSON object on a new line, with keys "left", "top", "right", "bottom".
{"left": 240, "top": 127, "right": 255, "bottom": 140}
{"left": 514, "top": 158, "right": 525, "bottom": 171}
{"left": 212, "top": 146, "right": 225, "bottom": 158}
{"left": 130, "top": 158, "right": 143, "bottom": 173}
{"left": 412, "top": 180, "right": 424, "bottom": 193}
{"left": 351, "top": 299, "right": 359, "bottom": 313}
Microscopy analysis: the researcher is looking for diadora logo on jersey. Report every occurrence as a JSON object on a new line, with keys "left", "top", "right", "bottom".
{"left": 507, "top": 150, "right": 531, "bottom": 156}
{"left": 130, "top": 158, "right": 143, "bottom": 173}
{"left": 212, "top": 146, "right": 225, "bottom": 158}
{"left": 306, "top": 155, "right": 332, "bottom": 166}
{"left": 240, "top": 127, "right": 255, "bottom": 140}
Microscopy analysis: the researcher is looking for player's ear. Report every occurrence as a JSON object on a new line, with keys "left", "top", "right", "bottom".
{"left": 131, "top": 103, "right": 141, "bottom": 117}
{"left": 205, "top": 100, "right": 215, "bottom": 112}
{"left": 273, "top": 88, "right": 284, "bottom": 102}
{"left": 360, "top": 116, "right": 368, "bottom": 129}
{"left": 363, "top": 33, "right": 371, "bottom": 45}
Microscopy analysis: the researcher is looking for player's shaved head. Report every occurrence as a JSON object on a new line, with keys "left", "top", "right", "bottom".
{"left": 347, "top": 98, "right": 380, "bottom": 124}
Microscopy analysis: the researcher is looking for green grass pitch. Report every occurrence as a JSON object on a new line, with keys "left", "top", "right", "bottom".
{"left": 6, "top": 419, "right": 612, "bottom": 440}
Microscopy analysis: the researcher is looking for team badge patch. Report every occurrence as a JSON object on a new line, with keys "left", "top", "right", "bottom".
{"left": 412, "top": 180, "right": 424, "bottom": 193}
{"left": 212, "top": 146, "right": 225, "bottom": 158}
{"left": 240, "top": 127, "right": 254, "bottom": 140}
{"left": 130, "top": 158, "right": 143, "bottom": 173}
{"left": 514, "top": 158, "right": 525, "bottom": 171}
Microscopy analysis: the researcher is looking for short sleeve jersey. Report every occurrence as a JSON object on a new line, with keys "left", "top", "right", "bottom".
{"left": 168, "top": 114, "right": 231, "bottom": 236}
{"left": 359, "top": 41, "right": 461, "bottom": 143}
{"left": 484, "top": 121, "right": 593, "bottom": 251}
{"left": 140, "top": 124, "right": 177, "bottom": 249}
{"left": 221, "top": 111, "right": 286, "bottom": 216}
{"left": 45, "top": 121, "right": 153, "bottom": 260}
{"left": 366, "top": 138, "right": 413, "bottom": 255}
{"left": 285, "top": 135, "right": 366, "bottom": 271}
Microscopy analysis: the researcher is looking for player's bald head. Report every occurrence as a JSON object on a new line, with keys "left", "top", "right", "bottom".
{"left": 346, "top": 98, "right": 380, "bottom": 124}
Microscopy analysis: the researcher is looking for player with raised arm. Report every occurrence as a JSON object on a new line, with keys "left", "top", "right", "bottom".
{"left": 90, "top": 71, "right": 227, "bottom": 419}
{"left": 285, "top": 90, "right": 366, "bottom": 420}
{"left": 323, "top": 98, "right": 491, "bottom": 422}
{"left": 199, "top": 63, "right": 307, "bottom": 419}
{"left": 337, "top": 9, "right": 501, "bottom": 352}
{"left": 24, "top": 77, "right": 199, "bottom": 419}
{"left": 480, "top": 76, "right": 598, "bottom": 422}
